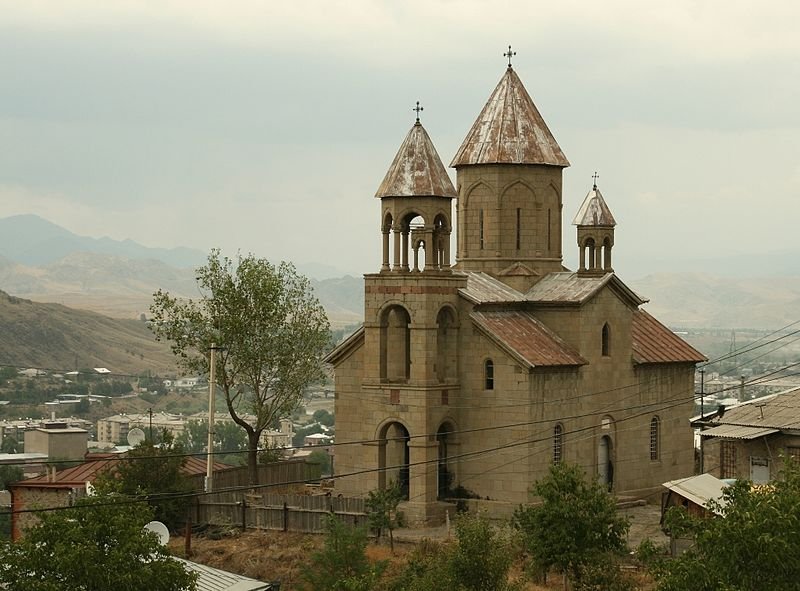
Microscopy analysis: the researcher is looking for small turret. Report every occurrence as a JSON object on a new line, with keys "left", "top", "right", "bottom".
{"left": 573, "top": 175, "right": 616, "bottom": 275}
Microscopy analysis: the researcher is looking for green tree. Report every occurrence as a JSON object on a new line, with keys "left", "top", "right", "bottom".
{"left": 0, "top": 496, "right": 196, "bottom": 590}
{"left": 308, "top": 449, "right": 332, "bottom": 476}
{"left": 0, "top": 436, "right": 19, "bottom": 454}
{"left": 300, "top": 514, "right": 386, "bottom": 591}
{"left": 94, "top": 433, "right": 193, "bottom": 530}
{"left": 390, "top": 512, "right": 517, "bottom": 591}
{"left": 150, "top": 250, "right": 330, "bottom": 485}
{"left": 653, "top": 459, "right": 800, "bottom": 591}
{"left": 365, "top": 482, "right": 404, "bottom": 551}
{"left": 313, "top": 409, "right": 335, "bottom": 427}
{"left": 513, "top": 462, "right": 629, "bottom": 589}
{"left": 0, "top": 465, "right": 23, "bottom": 490}
{"left": 177, "top": 419, "right": 247, "bottom": 457}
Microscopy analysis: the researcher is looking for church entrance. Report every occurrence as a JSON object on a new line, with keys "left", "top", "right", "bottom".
{"left": 378, "top": 421, "right": 410, "bottom": 499}
{"left": 597, "top": 435, "right": 614, "bottom": 490}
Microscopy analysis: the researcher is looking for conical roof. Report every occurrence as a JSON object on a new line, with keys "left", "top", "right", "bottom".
{"left": 572, "top": 184, "right": 616, "bottom": 226}
{"left": 375, "top": 122, "right": 457, "bottom": 198}
{"left": 451, "top": 67, "right": 569, "bottom": 168}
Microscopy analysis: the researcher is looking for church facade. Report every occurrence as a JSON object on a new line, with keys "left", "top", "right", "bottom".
{"left": 325, "top": 63, "right": 705, "bottom": 523}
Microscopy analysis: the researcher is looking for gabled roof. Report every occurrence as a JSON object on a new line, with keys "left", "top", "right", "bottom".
{"left": 572, "top": 184, "right": 616, "bottom": 227}
{"left": 701, "top": 386, "right": 800, "bottom": 436}
{"left": 451, "top": 67, "right": 569, "bottom": 168}
{"left": 662, "top": 473, "right": 729, "bottom": 513}
{"left": 459, "top": 272, "right": 526, "bottom": 304}
{"left": 375, "top": 122, "right": 457, "bottom": 199}
{"left": 526, "top": 272, "right": 647, "bottom": 307}
{"left": 471, "top": 310, "right": 586, "bottom": 368}
{"left": 631, "top": 310, "right": 706, "bottom": 365}
{"left": 323, "top": 325, "right": 365, "bottom": 366}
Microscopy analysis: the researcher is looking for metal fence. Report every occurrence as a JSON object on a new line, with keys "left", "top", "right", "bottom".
{"left": 197, "top": 491, "right": 367, "bottom": 533}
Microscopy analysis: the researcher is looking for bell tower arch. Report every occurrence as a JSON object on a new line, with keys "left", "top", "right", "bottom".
{"left": 573, "top": 176, "right": 617, "bottom": 276}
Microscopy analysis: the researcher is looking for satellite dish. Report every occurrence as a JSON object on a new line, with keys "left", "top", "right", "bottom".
{"left": 127, "top": 428, "right": 146, "bottom": 447}
{"left": 144, "top": 520, "right": 170, "bottom": 546}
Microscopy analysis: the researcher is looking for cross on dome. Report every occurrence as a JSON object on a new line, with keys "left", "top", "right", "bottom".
{"left": 504, "top": 45, "right": 516, "bottom": 68}
{"left": 413, "top": 101, "right": 424, "bottom": 123}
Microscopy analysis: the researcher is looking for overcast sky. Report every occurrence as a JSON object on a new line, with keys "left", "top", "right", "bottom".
{"left": 1, "top": 1, "right": 798, "bottom": 279}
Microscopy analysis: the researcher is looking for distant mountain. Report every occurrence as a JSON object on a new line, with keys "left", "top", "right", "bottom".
{"left": 0, "top": 290, "right": 176, "bottom": 375}
{"left": 628, "top": 273, "right": 800, "bottom": 330}
{"left": 0, "top": 214, "right": 207, "bottom": 268}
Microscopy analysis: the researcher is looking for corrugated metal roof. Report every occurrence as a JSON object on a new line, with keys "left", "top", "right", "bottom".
{"left": 662, "top": 473, "right": 729, "bottom": 512}
{"left": 702, "top": 386, "right": 800, "bottom": 434}
{"left": 631, "top": 310, "right": 707, "bottom": 365}
{"left": 471, "top": 310, "right": 586, "bottom": 368}
{"left": 176, "top": 558, "right": 273, "bottom": 591}
{"left": 572, "top": 184, "right": 617, "bottom": 227}
{"left": 459, "top": 272, "right": 526, "bottom": 304}
{"left": 701, "top": 424, "right": 780, "bottom": 440}
{"left": 451, "top": 67, "right": 570, "bottom": 168}
{"left": 525, "top": 272, "right": 612, "bottom": 303}
{"left": 375, "top": 122, "right": 457, "bottom": 199}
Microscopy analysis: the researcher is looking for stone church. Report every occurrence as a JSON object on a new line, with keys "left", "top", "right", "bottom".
{"left": 325, "top": 62, "right": 705, "bottom": 523}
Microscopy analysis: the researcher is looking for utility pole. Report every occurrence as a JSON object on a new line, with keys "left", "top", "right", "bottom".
{"left": 205, "top": 343, "right": 218, "bottom": 493}
{"left": 699, "top": 368, "right": 705, "bottom": 473}
{"left": 148, "top": 407, "right": 153, "bottom": 442}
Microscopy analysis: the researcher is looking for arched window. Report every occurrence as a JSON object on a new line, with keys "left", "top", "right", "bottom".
{"left": 649, "top": 416, "right": 660, "bottom": 461}
{"left": 484, "top": 359, "right": 494, "bottom": 390}
{"left": 553, "top": 423, "right": 564, "bottom": 464}
{"left": 601, "top": 323, "right": 610, "bottom": 357}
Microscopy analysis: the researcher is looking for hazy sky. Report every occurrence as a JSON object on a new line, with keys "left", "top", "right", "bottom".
{"left": 1, "top": 1, "right": 799, "bottom": 278}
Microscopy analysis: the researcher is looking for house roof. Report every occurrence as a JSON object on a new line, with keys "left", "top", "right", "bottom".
{"left": 631, "top": 310, "right": 707, "bottom": 365}
{"left": 572, "top": 183, "right": 616, "bottom": 227}
{"left": 176, "top": 558, "right": 274, "bottom": 591}
{"left": 701, "top": 386, "right": 800, "bottom": 437}
{"left": 662, "top": 473, "right": 729, "bottom": 513}
{"left": 459, "top": 272, "right": 526, "bottom": 304}
{"left": 13, "top": 454, "right": 230, "bottom": 488}
{"left": 471, "top": 310, "right": 586, "bottom": 368}
{"left": 451, "top": 67, "right": 570, "bottom": 168}
{"left": 525, "top": 272, "right": 647, "bottom": 307}
{"left": 375, "top": 122, "right": 457, "bottom": 199}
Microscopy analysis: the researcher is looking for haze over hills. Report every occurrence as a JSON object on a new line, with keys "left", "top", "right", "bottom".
{"left": 0, "top": 214, "right": 797, "bottom": 330}
{"left": 0, "top": 289, "right": 176, "bottom": 375}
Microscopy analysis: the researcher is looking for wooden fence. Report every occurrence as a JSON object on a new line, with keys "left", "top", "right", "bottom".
{"left": 197, "top": 491, "right": 367, "bottom": 533}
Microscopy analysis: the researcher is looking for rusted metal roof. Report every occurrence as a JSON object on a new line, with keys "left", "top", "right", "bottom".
{"left": 375, "top": 122, "right": 457, "bottom": 198}
{"left": 631, "top": 310, "right": 707, "bottom": 364}
{"left": 471, "top": 310, "right": 586, "bottom": 368}
{"left": 525, "top": 272, "right": 647, "bottom": 307}
{"left": 702, "top": 386, "right": 800, "bottom": 435}
{"left": 572, "top": 184, "right": 617, "bottom": 227}
{"left": 459, "top": 272, "right": 526, "bottom": 304}
{"left": 450, "top": 67, "right": 569, "bottom": 168}
{"left": 323, "top": 325, "right": 365, "bottom": 366}
{"left": 14, "top": 455, "right": 229, "bottom": 488}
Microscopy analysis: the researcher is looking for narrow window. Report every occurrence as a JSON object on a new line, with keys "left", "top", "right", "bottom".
{"left": 649, "top": 417, "right": 660, "bottom": 461}
{"left": 553, "top": 423, "right": 564, "bottom": 464}
{"left": 601, "top": 323, "right": 610, "bottom": 356}
{"left": 484, "top": 359, "right": 494, "bottom": 390}
{"left": 721, "top": 441, "right": 737, "bottom": 479}
{"left": 479, "top": 209, "right": 484, "bottom": 250}
{"left": 547, "top": 208, "right": 551, "bottom": 252}
{"left": 516, "top": 208, "right": 521, "bottom": 250}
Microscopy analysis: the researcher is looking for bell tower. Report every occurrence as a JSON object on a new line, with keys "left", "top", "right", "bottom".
{"left": 362, "top": 107, "right": 466, "bottom": 524}
{"left": 450, "top": 53, "right": 570, "bottom": 292}
{"left": 573, "top": 175, "right": 617, "bottom": 276}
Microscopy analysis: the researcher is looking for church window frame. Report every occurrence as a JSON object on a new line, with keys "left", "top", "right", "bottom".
{"left": 479, "top": 209, "right": 485, "bottom": 250}
{"left": 649, "top": 416, "right": 660, "bottom": 461}
{"left": 516, "top": 207, "right": 521, "bottom": 250}
{"left": 601, "top": 323, "right": 611, "bottom": 357}
{"left": 484, "top": 359, "right": 494, "bottom": 390}
{"left": 553, "top": 423, "right": 564, "bottom": 464}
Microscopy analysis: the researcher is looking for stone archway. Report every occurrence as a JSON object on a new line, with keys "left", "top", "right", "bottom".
{"left": 378, "top": 421, "right": 410, "bottom": 499}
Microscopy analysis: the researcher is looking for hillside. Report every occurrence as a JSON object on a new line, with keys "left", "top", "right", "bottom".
{"left": 0, "top": 290, "right": 177, "bottom": 375}
{"left": 629, "top": 273, "right": 800, "bottom": 330}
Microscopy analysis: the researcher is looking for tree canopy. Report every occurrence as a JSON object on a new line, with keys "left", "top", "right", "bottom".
{"left": 653, "top": 459, "right": 800, "bottom": 591}
{"left": 513, "top": 462, "right": 630, "bottom": 587}
{"left": 0, "top": 497, "right": 197, "bottom": 590}
{"left": 150, "top": 250, "right": 331, "bottom": 485}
